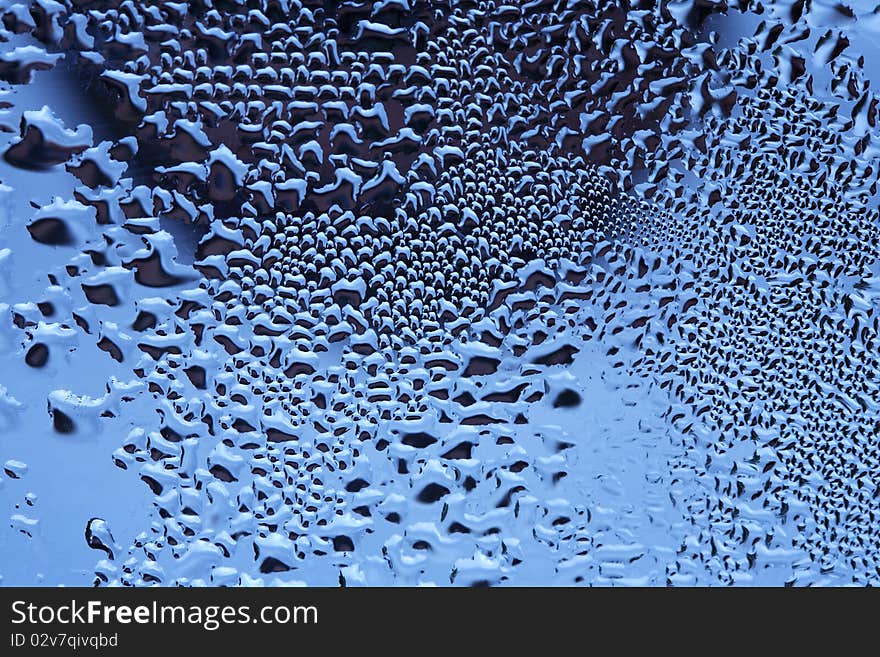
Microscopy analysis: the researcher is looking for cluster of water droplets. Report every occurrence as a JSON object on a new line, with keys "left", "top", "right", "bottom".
{"left": 0, "top": 0, "right": 878, "bottom": 585}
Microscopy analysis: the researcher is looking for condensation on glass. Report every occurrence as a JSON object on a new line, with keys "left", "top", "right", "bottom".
{"left": 0, "top": 0, "right": 878, "bottom": 586}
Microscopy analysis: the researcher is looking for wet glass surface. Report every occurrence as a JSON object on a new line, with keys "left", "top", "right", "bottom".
{"left": 0, "top": 0, "right": 878, "bottom": 586}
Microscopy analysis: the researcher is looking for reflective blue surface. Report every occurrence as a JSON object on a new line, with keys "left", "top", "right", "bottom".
{"left": 0, "top": 0, "right": 878, "bottom": 586}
